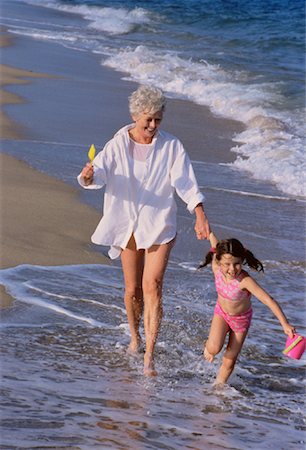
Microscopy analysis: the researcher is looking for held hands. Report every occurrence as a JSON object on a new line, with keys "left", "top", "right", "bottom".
{"left": 81, "top": 162, "right": 94, "bottom": 185}
{"left": 194, "top": 204, "right": 211, "bottom": 240}
{"left": 194, "top": 215, "right": 211, "bottom": 240}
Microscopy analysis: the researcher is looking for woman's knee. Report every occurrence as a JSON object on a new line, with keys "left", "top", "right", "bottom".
{"left": 124, "top": 285, "right": 143, "bottom": 300}
{"left": 142, "top": 278, "right": 162, "bottom": 299}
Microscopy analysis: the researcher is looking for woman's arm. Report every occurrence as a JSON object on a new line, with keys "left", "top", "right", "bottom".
{"left": 242, "top": 276, "right": 295, "bottom": 337}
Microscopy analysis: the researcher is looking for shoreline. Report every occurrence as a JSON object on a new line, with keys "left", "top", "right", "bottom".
{"left": 0, "top": 29, "right": 56, "bottom": 139}
{"left": 0, "top": 31, "right": 109, "bottom": 274}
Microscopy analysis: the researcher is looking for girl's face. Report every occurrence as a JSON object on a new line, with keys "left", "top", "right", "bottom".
{"left": 219, "top": 254, "right": 243, "bottom": 281}
{"left": 132, "top": 110, "right": 163, "bottom": 142}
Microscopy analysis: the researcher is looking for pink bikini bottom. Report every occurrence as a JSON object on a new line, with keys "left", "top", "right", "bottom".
{"left": 214, "top": 302, "right": 253, "bottom": 333}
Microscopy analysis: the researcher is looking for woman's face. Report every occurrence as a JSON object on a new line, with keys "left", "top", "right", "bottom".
{"left": 132, "top": 110, "right": 163, "bottom": 142}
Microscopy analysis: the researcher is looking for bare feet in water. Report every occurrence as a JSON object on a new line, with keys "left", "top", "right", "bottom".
{"left": 204, "top": 345, "right": 214, "bottom": 362}
{"left": 143, "top": 352, "right": 157, "bottom": 377}
{"left": 127, "top": 338, "right": 143, "bottom": 355}
{"left": 213, "top": 379, "right": 225, "bottom": 388}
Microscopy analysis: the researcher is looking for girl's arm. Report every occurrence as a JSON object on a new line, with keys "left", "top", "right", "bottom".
{"left": 209, "top": 231, "right": 218, "bottom": 249}
{"left": 241, "top": 276, "right": 295, "bottom": 338}
{"left": 209, "top": 231, "right": 219, "bottom": 274}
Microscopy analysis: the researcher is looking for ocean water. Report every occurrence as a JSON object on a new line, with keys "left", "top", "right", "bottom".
{"left": 1, "top": 0, "right": 305, "bottom": 197}
{"left": 1, "top": 1, "right": 306, "bottom": 449}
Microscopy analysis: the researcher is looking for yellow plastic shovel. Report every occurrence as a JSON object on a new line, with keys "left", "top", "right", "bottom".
{"left": 88, "top": 144, "right": 96, "bottom": 162}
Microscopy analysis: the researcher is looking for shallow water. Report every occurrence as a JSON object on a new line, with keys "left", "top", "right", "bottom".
{"left": 1, "top": 258, "right": 305, "bottom": 449}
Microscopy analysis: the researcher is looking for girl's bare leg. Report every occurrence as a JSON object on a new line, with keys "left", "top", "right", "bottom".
{"left": 204, "top": 314, "right": 229, "bottom": 362}
{"left": 215, "top": 329, "right": 248, "bottom": 385}
{"left": 142, "top": 239, "right": 175, "bottom": 376}
{"left": 121, "top": 235, "right": 144, "bottom": 354}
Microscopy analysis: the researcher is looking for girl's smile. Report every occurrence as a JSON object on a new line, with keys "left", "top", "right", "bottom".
{"left": 219, "top": 254, "right": 243, "bottom": 281}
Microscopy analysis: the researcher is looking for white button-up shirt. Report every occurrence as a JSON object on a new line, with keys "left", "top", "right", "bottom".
{"left": 78, "top": 124, "right": 204, "bottom": 259}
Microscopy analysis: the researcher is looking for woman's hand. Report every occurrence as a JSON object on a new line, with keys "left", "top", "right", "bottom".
{"left": 194, "top": 204, "right": 211, "bottom": 239}
{"left": 81, "top": 162, "right": 94, "bottom": 185}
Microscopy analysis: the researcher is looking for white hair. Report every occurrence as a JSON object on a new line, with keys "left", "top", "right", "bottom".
{"left": 129, "top": 85, "right": 166, "bottom": 117}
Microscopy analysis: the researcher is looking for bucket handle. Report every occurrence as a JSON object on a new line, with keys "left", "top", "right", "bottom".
{"left": 283, "top": 335, "right": 303, "bottom": 355}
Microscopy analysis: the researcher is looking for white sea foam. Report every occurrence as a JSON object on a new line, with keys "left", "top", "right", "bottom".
{"left": 103, "top": 45, "right": 306, "bottom": 198}
{"left": 23, "top": 0, "right": 154, "bottom": 35}
{"left": 24, "top": 282, "right": 126, "bottom": 313}
{"left": 200, "top": 186, "right": 295, "bottom": 202}
{"left": 8, "top": 26, "right": 79, "bottom": 43}
{"left": 0, "top": 264, "right": 124, "bottom": 328}
{"left": 8, "top": 293, "right": 109, "bottom": 328}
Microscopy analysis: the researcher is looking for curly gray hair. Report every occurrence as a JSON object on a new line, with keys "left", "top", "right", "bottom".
{"left": 129, "top": 85, "right": 166, "bottom": 117}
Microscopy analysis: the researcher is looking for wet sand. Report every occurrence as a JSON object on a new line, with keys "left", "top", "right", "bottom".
{"left": 0, "top": 33, "right": 109, "bottom": 305}
{"left": 0, "top": 152, "right": 108, "bottom": 270}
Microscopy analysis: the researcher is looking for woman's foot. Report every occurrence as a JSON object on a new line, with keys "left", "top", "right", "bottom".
{"left": 143, "top": 352, "right": 157, "bottom": 377}
{"left": 127, "top": 337, "right": 143, "bottom": 355}
{"left": 204, "top": 346, "right": 214, "bottom": 362}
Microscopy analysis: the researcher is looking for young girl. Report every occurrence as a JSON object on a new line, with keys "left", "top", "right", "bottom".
{"left": 200, "top": 232, "right": 296, "bottom": 385}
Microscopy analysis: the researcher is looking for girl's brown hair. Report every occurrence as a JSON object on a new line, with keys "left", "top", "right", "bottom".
{"left": 198, "top": 238, "right": 264, "bottom": 272}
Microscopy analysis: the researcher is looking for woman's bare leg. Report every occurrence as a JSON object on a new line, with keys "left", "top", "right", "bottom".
{"left": 142, "top": 239, "right": 175, "bottom": 376}
{"left": 120, "top": 235, "right": 144, "bottom": 354}
{"left": 215, "top": 329, "right": 248, "bottom": 385}
{"left": 204, "top": 314, "right": 229, "bottom": 362}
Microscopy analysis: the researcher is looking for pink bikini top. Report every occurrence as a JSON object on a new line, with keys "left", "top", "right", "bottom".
{"left": 215, "top": 269, "right": 251, "bottom": 302}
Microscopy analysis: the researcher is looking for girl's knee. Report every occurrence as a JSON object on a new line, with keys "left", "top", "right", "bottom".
{"left": 222, "top": 354, "right": 238, "bottom": 370}
{"left": 206, "top": 341, "right": 222, "bottom": 357}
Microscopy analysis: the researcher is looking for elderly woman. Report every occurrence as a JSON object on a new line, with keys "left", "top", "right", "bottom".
{"left": 78, "top": 85, "right": 210, "bottom": 376}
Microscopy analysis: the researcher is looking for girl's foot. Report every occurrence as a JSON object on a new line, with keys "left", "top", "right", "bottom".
{"left": 204, "top": 346, "right": 214, "bottom": 362}
{"left": 143, "top": 352, "right": 157, "bottom": 377}
{"left": 212, "top": 380, "right": 226, "bottom": 389}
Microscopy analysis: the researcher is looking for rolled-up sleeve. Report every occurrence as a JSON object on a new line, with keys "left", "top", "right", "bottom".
{"left": 170, "top": 143, "right": 204, "bottom": 213}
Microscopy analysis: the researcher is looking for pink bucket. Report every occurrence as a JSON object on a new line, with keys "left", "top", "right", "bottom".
{"left": 283, "top": 334, "right": 306, "bottom": 360}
